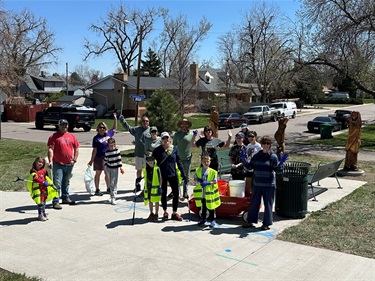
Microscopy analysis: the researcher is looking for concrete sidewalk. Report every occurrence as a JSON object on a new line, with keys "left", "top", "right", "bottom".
{"left": 1, "top": 147, "right": 374, "bottom": 281}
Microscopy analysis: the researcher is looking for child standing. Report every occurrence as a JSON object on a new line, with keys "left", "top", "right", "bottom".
{"left": 193, "top": 153, "right": 221, "bottom": 227}
{"left": 104, "top": 138, "right": 124, "bottom": 205}
{"left": 143, "top": 154, "right": 162, "bottom": 221}
{"left": 28, "top": 157, "right": 58, "bottom": 221}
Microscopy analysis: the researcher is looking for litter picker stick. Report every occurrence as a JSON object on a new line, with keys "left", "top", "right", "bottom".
{"left": 12, "top": 176, "right": 58, "bottom": 191}
{"left": 132, "top": 193, "right": 136, "bottom": 225}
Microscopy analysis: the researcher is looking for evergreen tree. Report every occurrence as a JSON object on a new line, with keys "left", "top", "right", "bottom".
{"left": 141, "top": 48, "right": 162, "bottom": 77}
{"left": 144, "top": 89, "right": 182, "bottom": 133}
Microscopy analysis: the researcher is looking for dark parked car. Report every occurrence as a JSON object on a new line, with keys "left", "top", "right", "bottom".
{"left": 218, "top": 113, "right": 248, "bottom": 129}
{"left": 328, "top": 110, "right": 352, "bottom": 129}
{"left": 307, "top": 116, "right": 342, "bottom": 133}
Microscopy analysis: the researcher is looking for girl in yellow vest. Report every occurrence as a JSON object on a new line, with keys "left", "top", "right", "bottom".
{"left": 143, "top": 154, "right": 162, "bottom": 221}
{"left": 27, "top": 156, "right": 58, "bottom": 221}
{"left": 193, "top": 153, "right": 221, "bottom": 227}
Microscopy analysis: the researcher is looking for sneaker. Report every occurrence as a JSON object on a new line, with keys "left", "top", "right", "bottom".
{"left": 152, "top": 213, "right": 159, "bottom": 221}
{"left": 95, "top": 190, "right": 103, "bottom": 196}
{"left": 38, "top": 215, "right": 47, "bottom": 221}
{"left": 242, "top": 221, "right": 255, "bottom": 228}
{"left": 261, "top": 225, "right": 270, "bottom": 231}
{"left": 209, "top": 220, "right": 217, "bottom": 228}
{"left": 106, "top": 188, "right": 110, "bottom": 194}
{"left": 53, "top": 203, "right": 62, "bottom": 210}
{"left": 43, "top": 214, "right": 49, "bottom": 220}
{"left": 108, "top": 198, "right": 116, "bottom": 205}
{"left": 62, "top": 199, "right": 76, "bottom": 205}
{"left": 162, "top": 212, "right": 169, "bottom": 220}
{"left": 171, "top": 213, "right": 183, "bottom": 221}
{"left": 167, "top": 192, "right": 173, "bottom": 199}
{"left": 198, "top": 219, "right": 206, "bottom": 226}
{"left": 147, "top": 213, "right": 155, "bottom": 221}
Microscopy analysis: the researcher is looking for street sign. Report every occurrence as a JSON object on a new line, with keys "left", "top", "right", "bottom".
{"left": 129, "top": 94, "right": 145, "bottom": 99}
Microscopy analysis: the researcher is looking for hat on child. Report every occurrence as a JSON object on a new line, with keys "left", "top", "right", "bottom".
{"left": 236, "top": 132, "right": 245, "bottom": 138}
{"left": 150, "top": 126, "right": 158, "bottom": 132}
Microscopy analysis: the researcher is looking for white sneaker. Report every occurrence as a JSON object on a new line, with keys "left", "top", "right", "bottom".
{"left": 111, "top": 198, "right": 117, "bottom": 205}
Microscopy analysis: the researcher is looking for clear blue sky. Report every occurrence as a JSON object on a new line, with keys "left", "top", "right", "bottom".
{"left": 4, "top": 0, "right": 301, "bottom": 77}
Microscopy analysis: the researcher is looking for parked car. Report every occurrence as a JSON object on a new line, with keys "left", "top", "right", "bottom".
{"left": 270, "top": 101, "right": 297, "bottom": 118}
{"left": 307, "top": 116, "right": 342, "bottom": 133}
{"left": 218, "top": 113, "right": 248, "bottom": 129}
{"left": 327, "top": 92, "right": 349, "bottom": 99}
{"left": 243, "top": 105, "right": 280, "bottom": 123}
{"left": 328, "top": 109, "right": 352, "bottom": 129}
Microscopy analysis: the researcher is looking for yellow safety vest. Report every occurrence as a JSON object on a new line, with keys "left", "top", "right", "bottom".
{"left": 143, "top": 165, "right": 162, "bottom": 205}
{"left": 193, "top": 168, "right": 221, "bottom": 210}
{"left": 27, "top": 174, "right": 58, "bottom": 205}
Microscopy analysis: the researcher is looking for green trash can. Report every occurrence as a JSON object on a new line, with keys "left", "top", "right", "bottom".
{"left": 320, "top": 123, "right": 334, "bottom": 139}
{"left": 275, "top": 161, "right": 311, "bottom": 219}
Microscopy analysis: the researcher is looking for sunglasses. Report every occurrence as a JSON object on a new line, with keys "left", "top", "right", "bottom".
{"left": 248, "top": 135, "right": 255, "bottom": 138}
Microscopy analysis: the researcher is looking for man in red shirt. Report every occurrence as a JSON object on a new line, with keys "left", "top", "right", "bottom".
{"left": 47, "top": 119, "right": 80, "bottom": 209}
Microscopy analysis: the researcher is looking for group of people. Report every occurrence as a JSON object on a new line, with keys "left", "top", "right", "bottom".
{"left": 28, "top": 114, "right": 280, "bottom": 231}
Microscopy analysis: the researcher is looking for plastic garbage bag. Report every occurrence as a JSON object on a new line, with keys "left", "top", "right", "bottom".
{"left": 84, "top": 165, "right": 95, "bottom": 195}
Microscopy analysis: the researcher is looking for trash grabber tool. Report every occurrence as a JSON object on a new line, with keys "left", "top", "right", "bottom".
{"left": 12, "top": 176, "right": 58, "bottom": 190}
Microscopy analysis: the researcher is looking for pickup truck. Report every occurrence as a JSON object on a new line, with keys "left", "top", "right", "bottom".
{"left": 243, "top": 105, "right": 280, "bottom": 123}
{"left": 35, "top": 105, "right": 96, "bottom": 132}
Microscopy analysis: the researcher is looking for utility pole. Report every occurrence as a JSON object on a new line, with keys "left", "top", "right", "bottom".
{"left": 135, "top": 25, "right": 143, "bottom": 126}
{"left": 65, "top": 63, "right": 69, "bottom": 96}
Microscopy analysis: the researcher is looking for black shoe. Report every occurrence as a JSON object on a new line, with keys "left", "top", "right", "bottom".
{"left": 95, "top": 190, "right": 103, "bottom": 196}
{"left": 242, "top": 221, "right": 255, "bottom": 228}
{"left": 167, "top": 192, "right": 173, "bottom": 199}
{"left": 183, "top": 191, "right": 188, "bottom": 199}
{"left": 137, "top": 190, "right": 144, "bottom": 198}
{"left": 106, "top": 188, "right": 110, "bottom": 193}
{"left": 260, "top": 225, "right": 270, "bottom": 231}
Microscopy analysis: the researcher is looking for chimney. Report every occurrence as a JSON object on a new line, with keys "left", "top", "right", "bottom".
{"left": 190, "top": 63, "right": 199, "bottom": 86}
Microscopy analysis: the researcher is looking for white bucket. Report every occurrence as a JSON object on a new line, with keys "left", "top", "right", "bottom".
{"left": 228, "top": 180, "right": 245, "bottom": 197}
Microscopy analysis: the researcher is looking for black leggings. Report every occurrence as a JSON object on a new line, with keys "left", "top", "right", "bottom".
{"left": 161, "top": 175, "right": 179, "bottom": 212}
{"left": 200, "top": 198, "right": 215, "bottom": 221}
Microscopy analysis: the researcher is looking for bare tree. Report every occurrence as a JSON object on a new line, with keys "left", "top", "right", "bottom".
{"left": 0, "top": 8, "right": 61, "bottom": 96}
{"left": 83, "top": 4, "right": 161, "bottom": 74}
{"left": 238, "top": 3, "right": 293, "bottom": 102}
{"left": 157, "top": 13, "right": 212, "bottom": 111}
{"left": 295, "top": 0, "right": 375, "bottom": 97}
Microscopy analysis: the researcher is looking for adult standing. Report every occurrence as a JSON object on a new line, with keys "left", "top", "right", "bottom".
{"left": 119, "top": 115, "right": 151, "bottom": 192}
{"left": 152, "top": 132, "right": 187, "bottom": 221}
{"left": 242, "top": 135, "right": 279, "bottom": 230}
{"left": 88, "top": 113, "right": 117, "bottom": 196}
{"left": 193, "top": 125, "right": 232, "bottom": 171}
{"left": 47, "top": 119, "right": 80, "bottom": 209}
{"left": 173, "top": 118, "right": 194, "bottom": 200}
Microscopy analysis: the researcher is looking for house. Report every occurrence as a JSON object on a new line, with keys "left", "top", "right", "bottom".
{"left": 20, "top": 73, "right": 65, "bottom": 100}
{"left": 85, "top": 72, "right": 179, "bottom": 116}
{"left": 56, "top": 95, "right": 94, "bottom": 107}
{"left": 85, "top": 64, "right": 261, "bottom": 117}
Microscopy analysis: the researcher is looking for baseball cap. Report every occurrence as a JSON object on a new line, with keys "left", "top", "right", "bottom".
{"left": 160, "top": 132, "right": 170, "bottom": 139}
{"left": 58, "top": 119, "right": 68, "bottom": 126}
{"left": 150, "top": 126, "right": 158, "bottom": 132}
{"left": 236, "top": 132, "right": 245, "bottom": 138}
{"left": 240, "top": 123, "right": 248, "bottom": 129}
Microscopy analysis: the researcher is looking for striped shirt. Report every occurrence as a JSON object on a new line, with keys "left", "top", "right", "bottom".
{"left": 248, "top": 150, "right": 279, "bottom": 188}
{"left": 104, "top": 149, "right": 123, "bottom": 169}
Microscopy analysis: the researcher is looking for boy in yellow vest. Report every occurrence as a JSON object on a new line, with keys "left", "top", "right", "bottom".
{"left": 143, "top": 154, "right": 162, "bottom": 221}
{"left": 193, "top": 153, "right": 221, "bottom": 227}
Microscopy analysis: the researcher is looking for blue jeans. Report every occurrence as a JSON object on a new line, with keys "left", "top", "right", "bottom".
{"left": 52, "top": 162, "right": 73, "bottom": 204}
{"left": 181, "top": 158, "right": 192, "bottom": 193}
{"left": 247, "top": 185, "right": 276, "bottom": 227}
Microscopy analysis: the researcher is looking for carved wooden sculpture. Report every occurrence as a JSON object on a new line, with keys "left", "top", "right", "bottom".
{"left": 344, "top": 111, "right": 362, "bottom": 171}
{"left": 208, "top": 106, "right": 219, "bottom": 138}
{"left": 274, "top": 117, "right": 289, "bottom": 160}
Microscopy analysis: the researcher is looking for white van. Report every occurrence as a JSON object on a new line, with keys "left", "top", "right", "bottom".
{"left": 270, "top": 101, "right": 298, "bottom": 118}
{"left": 327, "top": 92, "right": 349, "bottom": 99}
